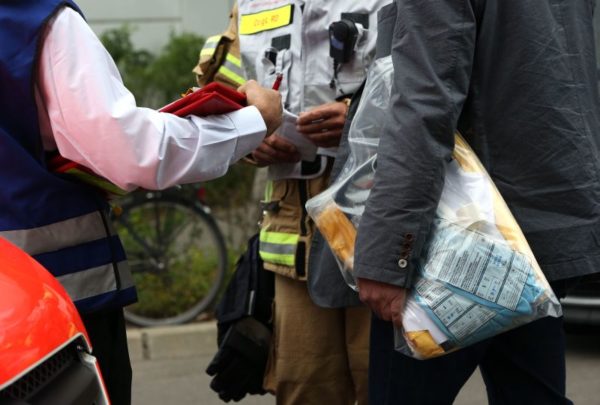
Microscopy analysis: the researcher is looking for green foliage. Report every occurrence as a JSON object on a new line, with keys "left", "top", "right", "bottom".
{"left": 99, "top": 26, "right": 204, "bottom": 108}
{"left": 100, "top": 26, "right": 156, "bottom": 105}
{"left": 148, "top": 32, "right": 205, "bottom": 107}
{"left": 204, "top": 164, "right": 256, "bottom": 209}
{"left": 116, "top": 197, "right": 224, "bottom": 319}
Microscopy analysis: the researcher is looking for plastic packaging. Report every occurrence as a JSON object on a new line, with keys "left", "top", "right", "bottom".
{"left": 308, "top": 56, "right": 392, "bottom": 288}
{"left": 306, "top": 56, "right": 562, "bottom": 359}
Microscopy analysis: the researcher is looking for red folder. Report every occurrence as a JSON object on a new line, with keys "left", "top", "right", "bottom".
{"left": 159, "top": 82, "right": 247, "bottom": 116}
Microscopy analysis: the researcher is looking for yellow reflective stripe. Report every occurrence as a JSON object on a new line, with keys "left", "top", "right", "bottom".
{"left": 222, "top": 58, "right": 245, "bottom": 78}
{"left": 200, "top": 48, "right": 216, "bottom": 58}
{"left": 206, "top": 35, "right": 222, "bottom": 44}
{"left": 218, "top": 65, "right": 246, "bottom": 85}
{"left": 240, "top": 4, "right": 293, "bottom": 35}
{"left": 259, "top": 230, "right": 298, "bottom": 265}
{"left": 200, "top": 36, "right": 222, "bottom": 58}
{"left": 260, "top": 230, "right": 299, "bottom": 245}
{"left": 226, "top": 53, "right": 243, "bottom": 68}
{"left": 260, "top": 251, "right": 295, "bottom": 266}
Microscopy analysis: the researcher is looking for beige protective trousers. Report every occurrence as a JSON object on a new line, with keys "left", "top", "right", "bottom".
{"left": 264, "top": 275, "right": 370, "bottom": 405}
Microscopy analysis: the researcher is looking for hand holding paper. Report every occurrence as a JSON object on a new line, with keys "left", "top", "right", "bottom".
{"left": 251, "top": 134, "right": 301, "bottom": 166}
{"left": 296, "top": 101, "right": 348, "bottom": 148}
{"left": 274, "top": 110, "right": 318, "bottom": 161}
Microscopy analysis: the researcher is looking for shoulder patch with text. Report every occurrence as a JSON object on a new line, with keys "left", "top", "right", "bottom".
{"left": 240, "top": 4, "right": 294, "bottom": 35}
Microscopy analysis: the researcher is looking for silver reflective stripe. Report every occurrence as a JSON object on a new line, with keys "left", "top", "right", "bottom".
{"left": 260, "top": 241, "right": 296, "bottom": 256}
{"left": 0, "top": 211, "right": 112, "bottom": 256}
{"left": 219, "top": 59, "right": 246, "bottom": 86}
{"left": 223, "top": 58, "right": 244, "bottom": 76}
{"left": 225, "top": 53, "right": 243, "bottom": 68}
{"left": 116, "top": 260, "right": 134, "bottom": 291}
{"left": 57, "top": 260, "right": 133, "bottom": 302}
{"left": 200, "top": 36, "right": 221, "bottom": 56}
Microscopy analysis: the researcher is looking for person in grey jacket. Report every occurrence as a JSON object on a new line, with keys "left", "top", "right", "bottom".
{"left": 354, "top": 1, "right": 600, "bottom": 404}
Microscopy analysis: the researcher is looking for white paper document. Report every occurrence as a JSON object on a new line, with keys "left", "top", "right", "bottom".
{"left": 278, "top": 110, "right": 318, "bottom": 161}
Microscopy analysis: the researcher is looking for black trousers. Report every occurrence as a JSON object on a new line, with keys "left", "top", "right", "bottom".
{"left": 369, "top": 314, "right": 572, "bottom": 405}
{"left": 81, "top": 308, "right": 132, "bottom": 405}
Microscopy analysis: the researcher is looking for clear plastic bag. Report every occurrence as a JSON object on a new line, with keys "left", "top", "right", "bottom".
{"left": 307, "top": 56, "right": 394, "bottom": 288}
{"left": 306, "top": 56, "right": 562, "bottom": 359}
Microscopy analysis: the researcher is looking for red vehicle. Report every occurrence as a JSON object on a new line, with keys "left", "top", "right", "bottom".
{"left": 0, "top": 237, "right": 109, "bottom": 404}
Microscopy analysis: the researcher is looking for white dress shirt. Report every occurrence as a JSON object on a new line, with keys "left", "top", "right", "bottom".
{"left": 36, "top": 7, "right": 266, "bottom": 191}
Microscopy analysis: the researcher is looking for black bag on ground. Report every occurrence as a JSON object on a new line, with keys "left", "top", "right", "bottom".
{"left": 206, "top": 233, "right": 274, "bottom": 402}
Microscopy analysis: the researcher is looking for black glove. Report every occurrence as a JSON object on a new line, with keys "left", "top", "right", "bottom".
{"left": 206, "top": 317, "right": 271, "bottom": 402}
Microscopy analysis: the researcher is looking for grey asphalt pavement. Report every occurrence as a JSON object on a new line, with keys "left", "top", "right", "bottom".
{"left": 127, "top": 322, "right": 600, "bottom": 405}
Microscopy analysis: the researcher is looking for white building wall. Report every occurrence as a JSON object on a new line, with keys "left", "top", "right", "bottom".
{"left": 76, "top": 0, "right": 235, "bottom": 52}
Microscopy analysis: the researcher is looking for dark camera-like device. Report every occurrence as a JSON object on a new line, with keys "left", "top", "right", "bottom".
{"left": 329, "top": 19, "right": 359, "bottom": 64}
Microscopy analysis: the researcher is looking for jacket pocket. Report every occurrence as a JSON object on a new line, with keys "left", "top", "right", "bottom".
{"left": 259, "top": 179, "right": 303, "bottom": 278}
{"left": 256, "top": 48, "right": 292, "bottom": 105}
{"left": 259, "top": 171, "right": 331, "bottom": 280}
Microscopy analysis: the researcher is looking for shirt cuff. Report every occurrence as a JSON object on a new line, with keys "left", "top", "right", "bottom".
{"left": 226, "top": 106, "right": 266, "bottom": 162}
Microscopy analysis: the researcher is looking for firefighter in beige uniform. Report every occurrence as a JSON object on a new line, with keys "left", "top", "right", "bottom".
{"left": 236, "top": 1, "right": 387, "bottom": 403}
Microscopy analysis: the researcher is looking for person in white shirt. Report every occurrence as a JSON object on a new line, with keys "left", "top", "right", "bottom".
{"left": 38, "top": 7, "right": 281, "bottom": 191}
{"left": 0, "top": 2, "right": 281, "bottom": 404}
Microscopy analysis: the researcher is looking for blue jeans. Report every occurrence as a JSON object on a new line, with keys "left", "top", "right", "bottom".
{"left": 369, "top": 314, "right": 573, "bottom": 405}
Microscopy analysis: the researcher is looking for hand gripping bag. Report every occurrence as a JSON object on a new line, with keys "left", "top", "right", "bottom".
{"left": 306, "top": 56, "right": 562, "bottom": 359}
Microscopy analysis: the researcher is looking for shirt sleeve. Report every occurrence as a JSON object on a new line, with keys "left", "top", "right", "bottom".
{"left": 353, "top": 0, "right": 477, "bottom": 288}
{"left": 36, "top": 7, "right": 266, "bottom": 191}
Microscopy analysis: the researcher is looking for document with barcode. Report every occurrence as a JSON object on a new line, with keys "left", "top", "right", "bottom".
{"left": 421, "top": 219, "right": 530, "bottom": 312}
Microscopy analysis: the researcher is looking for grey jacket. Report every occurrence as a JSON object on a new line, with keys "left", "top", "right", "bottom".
{"left": 355, "top": 0, "right": 600, "bottom": 288}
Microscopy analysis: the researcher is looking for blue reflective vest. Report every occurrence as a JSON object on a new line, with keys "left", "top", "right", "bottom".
{"left": 0, "top": 0, "right": 136, "bottom": 313}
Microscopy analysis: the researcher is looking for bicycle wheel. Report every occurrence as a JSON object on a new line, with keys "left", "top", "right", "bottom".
{"left": 113, "top": 191, "right": 227, "bottom": 327}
